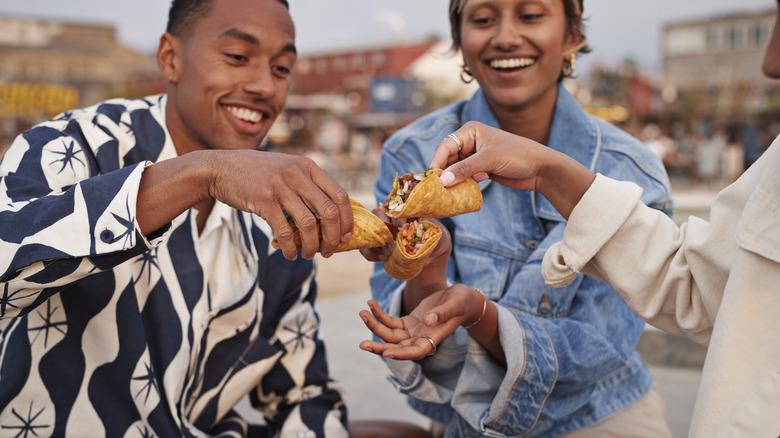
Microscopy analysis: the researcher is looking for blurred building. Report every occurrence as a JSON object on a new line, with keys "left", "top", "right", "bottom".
{"left": 661, "top": 7, "right": 778, "bottom": 116}
{"left": 277, "top": 38, "right": 476, "bottom": 191}
{"left": 0, "top": 15, "right": 163, "bottom": 152}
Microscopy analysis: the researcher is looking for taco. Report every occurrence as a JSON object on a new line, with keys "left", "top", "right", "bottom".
{"left": 271, "top": 199, "right": 393, "bottom": 253}
{"left": 383, "top": 220, "right": 442, "bottom": 280}
{"left": 382, "top": 168, "right": 482, "bottom": 218}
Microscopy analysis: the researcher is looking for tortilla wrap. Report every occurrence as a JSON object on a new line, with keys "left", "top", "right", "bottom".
{"left": 271, "top": 199, "right": 393, "bottom": 253}
{"left": 382, "top": 168, "right": 482, "bottom": 218}
{"left": 383, "top": 220, "right": 442, "bottom": 280}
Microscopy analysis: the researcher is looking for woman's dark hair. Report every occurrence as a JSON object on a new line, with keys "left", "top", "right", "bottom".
{"left": 166, "top": 0, "right": 290, "bottom": 37}
{"left": 448, "top": 0, "right": 590, "bottom": 54}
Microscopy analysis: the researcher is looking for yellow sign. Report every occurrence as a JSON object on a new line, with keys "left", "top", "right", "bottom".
{"left": 0, "top": 81, "right": 79, "bottom": 118}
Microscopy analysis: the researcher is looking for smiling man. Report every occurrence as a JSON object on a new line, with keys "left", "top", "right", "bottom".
{"left": 0, "top": 0, "right": 354, "bottom": 436}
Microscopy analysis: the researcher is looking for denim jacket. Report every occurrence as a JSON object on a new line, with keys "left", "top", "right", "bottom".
{"left": 370, "top": 84, "right": 674, "bottom": 437}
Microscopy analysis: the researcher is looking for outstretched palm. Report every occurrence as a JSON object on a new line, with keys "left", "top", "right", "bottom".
{"left": 358, "top": 290, "right": 469, "bottom": 360}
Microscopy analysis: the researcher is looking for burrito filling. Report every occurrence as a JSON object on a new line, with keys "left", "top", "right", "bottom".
{"left": 399, "top": 220, "right": 440, "bottom": 255}
{"left": 386, "top": 170, "right": 431, "bottom": 213}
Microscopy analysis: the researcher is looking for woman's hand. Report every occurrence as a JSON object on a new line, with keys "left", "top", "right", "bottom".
{"left": 429, "top": 121, "right": 596, "bottom": 219}
{"left": 358, "top": 285, "right": 482, "bottom": 360}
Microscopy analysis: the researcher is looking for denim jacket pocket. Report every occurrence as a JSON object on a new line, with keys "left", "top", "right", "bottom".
{"left": 453, "top": 233, "right": 515, "bottom": 295}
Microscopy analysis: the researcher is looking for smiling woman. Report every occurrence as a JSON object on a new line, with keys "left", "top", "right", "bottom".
{"left": 359, "top": 0, "right": 677, "bottom": 437}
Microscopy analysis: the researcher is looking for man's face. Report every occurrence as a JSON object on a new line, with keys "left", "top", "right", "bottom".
{"left": 166, "top": 0, "right": 296, "bottom": 153}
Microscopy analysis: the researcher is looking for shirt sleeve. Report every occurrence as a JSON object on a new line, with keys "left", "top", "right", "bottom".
{"left": 543, "top": 173, "right": 728, "bottom": 345}
{"left": 0, "top": 120, "right": 171, "bottom": 319}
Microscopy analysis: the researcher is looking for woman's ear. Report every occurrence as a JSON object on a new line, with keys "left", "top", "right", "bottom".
{"left": 157, "top": 32, "right": 180, "bottom": 83}
{"left": 564, "top": 21, "right": 584, "bottom": 55}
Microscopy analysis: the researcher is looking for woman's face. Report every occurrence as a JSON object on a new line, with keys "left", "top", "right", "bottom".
{"left": 459, "top": 0, "right": 578, "bottom": 112}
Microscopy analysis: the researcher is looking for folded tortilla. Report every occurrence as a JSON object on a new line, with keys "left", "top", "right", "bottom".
{"left": 382, "top": 168, "right": 482, "bottom": 218}
{"left": 271, "top": 199, "right": 393, "bottom": 253}
{"left": 383, "top": 220, "right": 442, "bottom": 280}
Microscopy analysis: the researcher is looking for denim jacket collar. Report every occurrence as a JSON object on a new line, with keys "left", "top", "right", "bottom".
{"left": 463, "top": 83, "right": 601, "bottom": 221}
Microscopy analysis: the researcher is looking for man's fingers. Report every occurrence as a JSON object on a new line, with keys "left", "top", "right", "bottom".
{"left": 308, "top": 164, "right": 353, "bottom": 245}
{"left": 283, "top": 199, "right": 321, "bottom": 260}
{"left": 265, "top": 208, "right": 299, "bottom": 260}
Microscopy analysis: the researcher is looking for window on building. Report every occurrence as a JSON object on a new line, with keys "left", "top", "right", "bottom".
{"left": 759, "top": 20, "right": 774, "bottom": 46}
{"left": 333, "top": 56, "right": 347, "bottom": 72}
{"left": 665, "top": 26, "right": 706, "bottom": 55}
{"left": 351, "top": 54, "right": 365, "bottom": 69}
{"left": 727, "top": 26, "right": 739, "bottom": 48}
{"left": 371, "top": 52, "right": 386, "bottom": 67}
{"left": 708, "top": 26, "right": 723, "bottom": 50}
{"left": 315, "top": 59, "right": 328, "bottom": 74}
{"left": 297, "top": 59, "right": 312, "bottom": 75}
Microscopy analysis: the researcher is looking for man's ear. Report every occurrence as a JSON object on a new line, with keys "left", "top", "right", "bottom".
{"left": 157, "top": 32, "right": 180, "bottom": 83}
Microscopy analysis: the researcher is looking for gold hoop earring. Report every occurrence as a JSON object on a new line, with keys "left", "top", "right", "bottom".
{"left": 562, "top": 53, "right": 576, "bottom": 78}
{"left": 460, "top": 65, "right": 474, "bottom": 84}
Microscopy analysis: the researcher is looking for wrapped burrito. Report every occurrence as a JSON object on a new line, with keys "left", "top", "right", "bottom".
{"left": 272, "top": 199, "right": 394, "bottom": 253}
{"left": 381, "top": 168, "right": 482, "bottom": 218}
{"left": 383, "top": 220, "right": 442, "bottom": 280}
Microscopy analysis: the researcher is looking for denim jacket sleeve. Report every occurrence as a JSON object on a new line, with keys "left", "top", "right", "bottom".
{"left": 449, "top": 223, "right": 651, "bottom": 436}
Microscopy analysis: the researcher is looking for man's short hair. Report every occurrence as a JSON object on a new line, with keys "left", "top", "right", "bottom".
{"left": 166, "top": 0, "right": 290, "bottom": 37}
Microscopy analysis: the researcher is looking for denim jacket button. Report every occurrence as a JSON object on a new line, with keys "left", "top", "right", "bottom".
{"left": 522, "top": 240, "right": 539, "bottom": 250}
{"left": 100, "top": 230, "right": 114, "bottom": 243}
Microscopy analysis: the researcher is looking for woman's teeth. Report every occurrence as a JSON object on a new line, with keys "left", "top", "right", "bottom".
{"left": 490, "top": 58, "right": 535, "bottom": 69}
{"left": 227, "top": 106, "right": 262, "bottom": 123}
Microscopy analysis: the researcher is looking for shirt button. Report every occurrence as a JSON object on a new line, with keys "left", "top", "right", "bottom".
{"left": 522, "top": 240, "right": 539, "bottom": 250}
{"left": 100, "top": 230, "right": 114, "bottom": 243}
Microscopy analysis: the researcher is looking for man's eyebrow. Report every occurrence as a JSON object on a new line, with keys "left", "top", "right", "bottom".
{"left": 217, "top": 28, "right": 298, "bottom": 56}
{"left": 218, "top": 28, "right": 259, "bottom": 45}
{"left": 282, "top": 43, "right": 297, "bottom": 56}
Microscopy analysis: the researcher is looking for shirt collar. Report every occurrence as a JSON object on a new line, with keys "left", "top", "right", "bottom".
{"left": 462, "top": 83, "right": 600, "bottom": 220}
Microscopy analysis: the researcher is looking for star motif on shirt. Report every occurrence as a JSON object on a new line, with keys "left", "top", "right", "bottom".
{"left": 28, "top": 300, "right": 67, "bottom": 349}
{"left": 136, "top": 424, "right": 155, "bottom": 438}
{"left": 48, "top": 139, "right": 85, "bottom": 176}
{"left": 133, "top": 249, "right": 160, "bottom": 286}
{"left": 1, "top": 402, "right": 49, "bottom": 438}
{"left": 281, "top": 313, "right": 316, "bottom": 354}
{"left": 109, "top": 196, "right": 136, "bottom": 247}
{"left": 132, "top": 360, "right": 159, "bottom": 405}
{"left": 0, "top": 283, "right": 39, "bottom": 318}
{"left": 120, "top": 118, "right": 135, "bottom": 140}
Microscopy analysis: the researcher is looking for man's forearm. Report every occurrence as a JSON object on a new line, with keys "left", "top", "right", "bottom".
{"left": 136, "top": 151, "right": 214, "bottom": 235}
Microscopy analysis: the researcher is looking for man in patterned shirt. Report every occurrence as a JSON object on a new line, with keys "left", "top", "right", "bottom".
{"left": 0, "top": 0, "right": 358, "bottom": 436}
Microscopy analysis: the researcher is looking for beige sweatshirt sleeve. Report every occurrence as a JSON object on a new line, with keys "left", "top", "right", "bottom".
{"left": 542, "top": 174, "right": 724, "bottom": 345}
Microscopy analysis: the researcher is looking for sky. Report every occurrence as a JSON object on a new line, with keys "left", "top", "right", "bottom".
{"left": 1, "top": 0, "right": 775, "bottom": 75}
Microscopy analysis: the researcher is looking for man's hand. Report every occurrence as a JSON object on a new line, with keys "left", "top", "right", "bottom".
{"left": 208, "top": 150, "right": 353, "bottom": 260}
{"left": 137, "top": 149, "right": 353, "bottom": 261}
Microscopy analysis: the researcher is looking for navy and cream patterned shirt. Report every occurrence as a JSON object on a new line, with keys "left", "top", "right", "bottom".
{"left": 0, "top": 95, "right": 348, "bottom": 437}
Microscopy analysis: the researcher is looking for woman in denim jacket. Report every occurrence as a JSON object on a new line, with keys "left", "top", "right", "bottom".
{"left": 359, "top": 0, "right": 675, "bottom": 437}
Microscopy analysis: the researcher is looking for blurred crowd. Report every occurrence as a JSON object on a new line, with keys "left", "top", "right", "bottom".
{"left": 631, "top": 118, "right": 779, "bottom": 189}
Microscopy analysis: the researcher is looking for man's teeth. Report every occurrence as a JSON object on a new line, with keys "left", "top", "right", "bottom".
{"left": 490, "top": 58, "right": 535, "bottom": 69}
{"left": 227, "top": 106, "right": 263, "bottom": 123}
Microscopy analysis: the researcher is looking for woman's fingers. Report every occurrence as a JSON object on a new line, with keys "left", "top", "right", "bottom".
{"left": 367, "top": 300, "right": 404, "bottom": 330}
